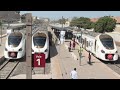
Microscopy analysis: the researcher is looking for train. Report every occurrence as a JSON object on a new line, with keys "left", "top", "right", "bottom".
{"left": 32, "top": 27, "right": 49, "bottom": 60}
{"left": 75, "top": 32, "right": 119, "bottom": 62}
{"left": 4, "top": 31, "right": 26, "bottom": 59}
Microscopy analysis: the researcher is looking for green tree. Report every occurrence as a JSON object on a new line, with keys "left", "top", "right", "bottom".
{"left": 94, "top": 16, "right": 116, "bottom": 33}
{"left": 58, "top": 18, "right": 66, "bottom": 24}
{"left": 70, "top": 17, "right": 80, "bottom": 27}
{"left": 90, "top": 22, "right": 95, "bottom": 28}
{"left": 70, "top": 17, "right": 92, "bottom": 29}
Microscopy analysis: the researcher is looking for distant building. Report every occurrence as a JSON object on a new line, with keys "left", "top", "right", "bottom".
{"left": 0, "top": 11, "right": 20, "bottom": 23}
{"left": 90, "top": 18, "right": 99, "bottom": 23}
{"left": 65, "top": 21, "right": 70, "bottom": 27}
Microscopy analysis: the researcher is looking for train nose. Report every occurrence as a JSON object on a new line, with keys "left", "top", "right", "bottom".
{"left": 107, "top": 54, "right": 113, "bottom": 60}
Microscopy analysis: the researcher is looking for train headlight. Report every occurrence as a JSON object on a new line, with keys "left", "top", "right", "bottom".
{"left": 19, "top": 48, "right": 22, "bottom": 51}
{"left": 45, "top": 49, "right": 48, "bottom": 52}
{"left": 101, "top": 50, "right": 105, "bottom": 53}
{"left": 116, "top": 51, "right": 118, "bottom": 53}
{"left": 5, "top": 48, "right": 8, "bottom": 51}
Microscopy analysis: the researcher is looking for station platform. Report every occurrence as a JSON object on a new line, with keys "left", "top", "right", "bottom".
{"left": 1, "top": 31, "right": 120, "bottom": 79}
{"left": 0, "top": 35, "right": 7, "bottom": 58}
{"left": 9, "top": 74, "right": 52, "bottom": 79}
{"left": 8, "top": 40, "right": 120, "bottom": 79}
{"left": 60, "top": 40, "right": 120, "bottom": 79}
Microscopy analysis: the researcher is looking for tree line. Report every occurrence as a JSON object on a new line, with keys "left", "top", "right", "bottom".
{"left": 70, "top": 16, "right": 117, "bottom": 33}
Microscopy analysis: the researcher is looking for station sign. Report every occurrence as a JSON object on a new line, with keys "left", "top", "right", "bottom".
{"left": 33, "top": 53, "right": 45, "bottom": 67}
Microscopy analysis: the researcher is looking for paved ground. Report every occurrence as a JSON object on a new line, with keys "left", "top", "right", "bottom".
{"left": 56, "top": 40, "right": 120, "bottom": 79}
{"left": 0, "top": 36, "right": 6, "bottom": 58}
{"left": 2, "top": 27, "right": 120, "bottom": 79}
{"left": 8, "top": 40, "right": 120, "bottom": 79}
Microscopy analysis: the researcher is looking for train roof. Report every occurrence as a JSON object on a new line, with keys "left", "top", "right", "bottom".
{"left": 99, "top": 34, "right": 112, "bottom": 39}
{"left": 32, "top": 26, "right": 48, "bottom": 35}
{"left": 86, "top": 31, "right": 100, "bottom": 37}
{"left": 9, "top": 32, "right": 22, "bottom": 37}
{"left": 33, "top": 32, "right": 46, "bottom": 37}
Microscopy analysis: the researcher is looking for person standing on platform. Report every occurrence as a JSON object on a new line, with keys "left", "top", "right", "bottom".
{"left": 69, "top": 41, "right": 72, "bottom": 52}
{"left": 70, "top": 68, "right": 78, "bottom": 79}
{"left": 88, "top": 51, "right": 92, "bottom": 65}
{"left": 72, "top": 38, "right": 76, "bottom": 50}
{"left": 78, "top": 47, "right": 83, "bottom": 58}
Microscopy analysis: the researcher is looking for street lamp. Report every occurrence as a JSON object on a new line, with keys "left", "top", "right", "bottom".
{"left": 79, "top": 29, "right": 83, "bottom": 66}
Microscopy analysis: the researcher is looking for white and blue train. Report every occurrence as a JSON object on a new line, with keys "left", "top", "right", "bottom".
{"left": 32, "top": 27, "right": 49, "bottom": 60}
{"left": 75, "top": 32, "right": 118, "bottom": 61}
{"left": 4, "top": 32, "right": 26, "bottom": 59}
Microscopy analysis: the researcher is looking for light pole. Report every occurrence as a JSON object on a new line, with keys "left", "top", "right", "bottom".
{"left": 79, "top": 28, "right": 82, "bottom": 66}
{"left": 62, "top": 16, "right": 63, "bottom": 29}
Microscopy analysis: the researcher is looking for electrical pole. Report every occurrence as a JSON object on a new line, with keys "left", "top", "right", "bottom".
{"left": 79, "top": 28, "right": 82, "bottom": 66}
{"left": 62, "top": 16, "right": 63, "bottom": 30}
{"left": 26, "top": 13, "right": 32, "bottom": 79}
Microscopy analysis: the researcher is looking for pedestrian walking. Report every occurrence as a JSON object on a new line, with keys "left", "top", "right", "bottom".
{"left": 78, "top": 47, "right": 83, "bottom": 58}
{"left": 69, "top": 41, "right": 72, "bottom": 52}
{"left": 70, "top": 68, "right": 78, "bottom": 79}
{"left": 72, "top": 38, "right": 76, "bottom": 50}
{"left": 88, "top": 51, "right": 92, "bottom": 65}
{"left": 78, "top": 47, "right": 83, "bottom": 65}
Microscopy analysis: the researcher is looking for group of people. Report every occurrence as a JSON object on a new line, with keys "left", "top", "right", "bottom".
{"left": 69, "top": 38, "right": 92, "bottom": 79}
{"left": 69, "top": 38, "right": 76, "bottom": 52}
{"left": 70, "top": 52, "right": 92, "bottom": 79}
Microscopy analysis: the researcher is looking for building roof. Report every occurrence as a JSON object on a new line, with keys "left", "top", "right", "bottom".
{"left": 90, "top": 18, "right": 99, "bottom": 22}
{"left": 111, "top": 16, "right": 120, "bottom": 23}
{"left": 0, "top": 11, "right": 20, "bottom": 22}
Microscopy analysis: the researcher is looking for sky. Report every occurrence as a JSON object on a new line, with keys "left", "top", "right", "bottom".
{"left": 20, "top": 11, "right": 120, "bottom": 20}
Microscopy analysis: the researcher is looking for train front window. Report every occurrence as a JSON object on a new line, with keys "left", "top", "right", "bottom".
{"left": 100, "top": 38, "right": 114, "bottom": 49}
{"left": 8, "top": 36, "right": 22, "bottom": 47}
{"left": 33, "top": 36, "right": 46, "bottom": 48}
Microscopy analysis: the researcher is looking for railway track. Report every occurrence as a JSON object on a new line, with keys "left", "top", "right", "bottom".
{"left": 100, "top": 57, "right": 120, "bottom": 75}
{"left": 106, "top": 63, "right": 120, "bottom": 75}
{"left": 0, "top": 59, "right": 19, "bottom": 79}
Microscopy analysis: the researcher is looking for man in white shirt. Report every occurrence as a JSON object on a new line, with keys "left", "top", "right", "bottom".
{"left": 70, "top": 68, "right": 78, "bottom": 79}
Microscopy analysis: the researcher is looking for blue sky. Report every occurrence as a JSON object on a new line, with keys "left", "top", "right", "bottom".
{"left": 21, "top": 11, "right": 120, "bottom": 20}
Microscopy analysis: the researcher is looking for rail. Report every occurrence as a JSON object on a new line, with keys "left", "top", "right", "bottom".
{"left": 0, "top": 59, "right": 19, "bottom": 79}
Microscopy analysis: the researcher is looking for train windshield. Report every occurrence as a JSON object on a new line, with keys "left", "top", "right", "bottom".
{"left": 100, "top": 38, "right": 114, "bottom": 49}
{"left": 8, "top": 36, "right": 22, "bottom": 47}
{"left": 33, "top": 36, "right": 46, "bottom": 48}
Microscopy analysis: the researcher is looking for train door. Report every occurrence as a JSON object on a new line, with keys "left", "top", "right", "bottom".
{"left": 84, "top": 38, "right": 87, "bottom": 49}
{"left": 94, "top": 40, "right": 97, "bottom": 53}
